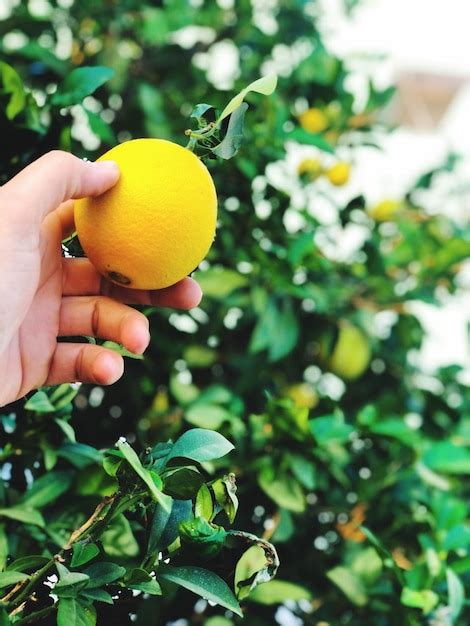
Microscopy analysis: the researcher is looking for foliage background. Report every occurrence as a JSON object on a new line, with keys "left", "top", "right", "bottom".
{"left": 1, "top": 1, "right": 469, "bottom": 625}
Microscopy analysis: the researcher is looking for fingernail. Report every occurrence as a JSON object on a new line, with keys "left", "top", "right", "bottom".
{"left": 94, "top": 160, "right": 120, "bottom": 177}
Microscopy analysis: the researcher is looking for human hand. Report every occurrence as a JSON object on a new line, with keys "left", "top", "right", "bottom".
{"left": 0, "top": 151, "right": 202, "bottom": 407}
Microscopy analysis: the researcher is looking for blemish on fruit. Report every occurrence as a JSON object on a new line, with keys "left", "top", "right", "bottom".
{"left": 108, "top": 271, "right": 131, "bottom": 285}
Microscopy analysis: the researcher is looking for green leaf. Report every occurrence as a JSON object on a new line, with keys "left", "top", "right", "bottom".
{"left": 309, "top": 414, "right": 354, "bottom": 445}
{"left": 258, "top": 472, "right": 305, "bottom": 513}
{"left": 55, "top": 571, "right": 90, "bottom": 598}
{"left": 51, "top": 66, "right": 114, "bottom": 107}
{"left": 71, "top": 543, "right": 100, "bottom": 568}
{"left": 82, "top": 562, "right": 126, "bottom": 588}
{"left": 20, "top": 470, "right": 74, "bottom": 508}
{"left": 183, "top": 346, "right": 218, "bottom": 369}
{"left": 250, "top": 298, "right": 299, "bottom": 362}
{"left": 58, "top": 443, "right": 103, "bottom": 469}
{"left": 423, "top": 442, "right": 470, "bottom": 475}
{"left": 297, "top": 45, "right": 340, "bottom": 86}
{"left": 288, "top": 454, "right": 317, "bottom": 490}
{"left": 159, "top": 565, "right": 242, "bottom": 616}
{"left": 248, "top": 579, "right": 312, "bottom": 605}
{"left": 49, "top": 384, "right": 79, "bottom": 410}
{"left": 211, "top": 474, "right": 239, "bottom": 523}
{"left": 0, "top": 525, "right": 7, "bottom": 571}
{"left": 185, "top": 405, "right": 231, "bottom": 430}
{"left": 102, "top": 341, "right": 144, "bottom": 360}
{"left": 129, "top": 578, "right": 162, "bottom": 595}
{"left": 180, "top": 517, "right": 227, "bottom": 557}
{"left": 234, "top": 544, "right": 267, "bottom": 600}
{"left": 0, "top": 507, "right": 45, "bottom": 527}
{"left": 159, "top": 499, "right": 193, "bottom": 549}
{"left": 400, "top": 587, "right": 439, "bottom": 614}
{"left": 24, "top": 390, "right": 55, "bottom": 413}
{"left": 443, "top": 524, "right": 470, "bottom": 551}
{"left": 85, "top": 109, "right": 116, "bottom": 145}
{"left": 102, "top": 455, "right": 122, "bottom": 478}
{"left": 327, "top": 566, "right": 368, "bottom": 606}
{"left": 101, "top": 514, "right": 139, "bottom": 557}
{"left": 218, "top": 74, "right": 277, "bottom": 122}
{"left": 0, "top": 62, "right": 26, "bottom": 119}
{"left": 148, "top": 500, "right": 173, "bottom": 554}
{"left": 10, "top": 41, "right": 67, "bottom": 75}
{"left": 55, "top": 418, "right": 76, "bottom": 443}
{"left": 0, "top": 608, "right": 9, "bottom": 626}
{"left": 213, "top": 102, "right": 248, "bottom": 160}
{"left": 195, "top": 267, "right": 247, "bottom": 299}
{"left": 140, "top": 8, "right": 169, "bottom": 44}
{"left": 369, "top": 419, "right": 417, "bottom": 447}
{"left": 447, "top": 568, "right": 465, "bottom": 620}
{"left": 117, "top": 440, "right": 171, "bottom": 510}
{"left": 166, "top": 429, "right": 234, "bottom": 464}
{"left": 195, "top": 483, "right": 214, "bottom": 520}
{"left": 79, "top": 588, "right": 114, "bottom": 604}
{"left": 284, "top": 127, "right": 335, "bottom": 154}
{"left": 191, "top": 103, "right": 213, "bottom": 120}
{"left": 57, "top": 598, "right": 97, "bottom": 626}
{"left": 0, "top": 571, "right": 29, "bottom": 589}
{"left": 204, "top": 619, "right": 233, "bottom": 626}
{"left": 6, "top": 556, "right": 49, "bottom": 572}
{"left": 351, "top": 548, "right": 382, "bottom": 586}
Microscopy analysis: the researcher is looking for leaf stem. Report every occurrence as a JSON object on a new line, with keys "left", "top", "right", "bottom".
{"left": 14, "top": 604, "right": 56, "bottom": 625}
{"left": 8, "top": 493, "right": 123, "bottom": 612}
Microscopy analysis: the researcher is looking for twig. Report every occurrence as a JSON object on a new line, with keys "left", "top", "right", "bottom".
{"left": 14, "top": 604, "right": 55, "bottom": 625}
{"left": 0, "top": 581, "right": 26, "bottom": 603}
{"left": 64, "top": 494, "right": 116, "bottom": 550}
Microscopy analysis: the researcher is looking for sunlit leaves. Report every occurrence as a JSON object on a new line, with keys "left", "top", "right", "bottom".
{"left": 51, "top": 67, "right": 114, "bottom": 107}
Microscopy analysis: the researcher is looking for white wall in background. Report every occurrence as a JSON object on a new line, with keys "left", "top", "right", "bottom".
{"left": 322, "top": 0, "right": 470, "bottom": 77}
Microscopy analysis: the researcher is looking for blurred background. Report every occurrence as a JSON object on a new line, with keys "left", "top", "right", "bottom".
{"left": 321, "top": 0, "right": 470, "bottom": 375}
{"left": 1, "top": 1, "right": 469, "bottom": 625}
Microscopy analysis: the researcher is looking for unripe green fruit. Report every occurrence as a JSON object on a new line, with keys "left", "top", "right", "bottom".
{"left": 284, "top": 383, "right": 319, "bottom": 409}
{"left": 327, "top": 324, "right": 371, "bottom": 380}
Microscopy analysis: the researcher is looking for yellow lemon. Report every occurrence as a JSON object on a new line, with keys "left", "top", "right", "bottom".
{"left": 74, "top": 138, "right": 218, "bottom": 290}
{"left": 284, "top": 383, "right": 319, "bottom": 410}
{"left": 325, "top": 162, "right": 351, "bottom": 186}
{"left": 327, "top": 324, "right": 371, "bottom": 380}
{"left": 348, "top": 113, "right": 372, "bottom": 129}
{"left": 368, "top": 199, "right": 402, "bottom": 222}
{"left": 298, "top": 107, "right": 329, "bottom": 134}
{"left": 297, "top": 157, "right": 323, "bottom": 180}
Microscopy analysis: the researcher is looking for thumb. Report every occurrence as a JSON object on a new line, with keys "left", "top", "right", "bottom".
{"left": 0, "top": 150, "right": 119, "bottom": 237}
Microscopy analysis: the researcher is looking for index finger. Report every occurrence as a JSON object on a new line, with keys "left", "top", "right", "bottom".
{"left": 0, "top": 151, "right": 119, "bottom": 240}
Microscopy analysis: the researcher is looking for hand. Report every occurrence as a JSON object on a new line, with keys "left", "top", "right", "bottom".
{"left": 0, "top": 151, "right": 202, "bottom": 407}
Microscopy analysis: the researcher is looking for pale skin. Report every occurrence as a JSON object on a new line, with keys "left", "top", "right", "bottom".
{"left": 0, "top": 151, "right": 202, "bottom": 408}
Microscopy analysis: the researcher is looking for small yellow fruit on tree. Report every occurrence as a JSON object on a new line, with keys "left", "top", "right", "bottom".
{"left": 327, "top": 323, "right": 371, "bottom": 380}
{"left": 74, "top": 138, "right": 218, "bottom": 290}
{"left": 298, "top": 107, "right": 329, "bottom": 134}
{"left": 325, "top": 162, "right": 351, "bottom": 186}
{"left": 368, "top": 199, "right": 402, "bottom": 222}
{"left": 284, "top": 383, "right": 319, "bottom": 410}
{"left": 297, "top": 158, "right": 323, "bottom": 180}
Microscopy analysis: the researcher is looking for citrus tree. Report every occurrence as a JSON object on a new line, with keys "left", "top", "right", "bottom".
{"left": 1, "top": 1, "right": 469, "bottom": 626}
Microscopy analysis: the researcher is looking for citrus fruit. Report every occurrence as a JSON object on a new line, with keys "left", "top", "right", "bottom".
{"left": 297, "top": 157, "right": 323, "bottom": 180}
{"left": 74, "top": 138, "right": 218, "bottom": 290}
{"left": 327, "top": 323, "right": 371, "bottom": 380}
{"left": 325, "top": 162, "right": 351, "bottom": 186}
{"left": 284, "top": 383, "right": 319, "bottom": 409}
{"left": 298, "top": 107, "right": 329, "bottom": 134}
{"left": 368, "top": 199, "right": 402, "bottom": 222}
